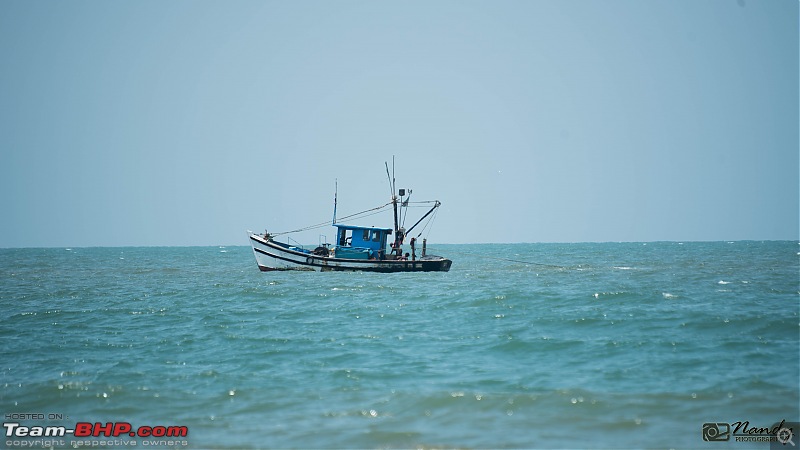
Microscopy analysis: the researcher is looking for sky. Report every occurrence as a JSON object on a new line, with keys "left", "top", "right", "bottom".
{"left": 1, "top": 0, "right": 797, "bottom": 247}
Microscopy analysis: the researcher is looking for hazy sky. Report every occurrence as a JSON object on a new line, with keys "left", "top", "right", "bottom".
{"left": 1, "top": 0, "right": 797, "bottom": 247}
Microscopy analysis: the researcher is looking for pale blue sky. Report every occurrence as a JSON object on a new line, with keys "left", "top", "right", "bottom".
{"left": 1, "top": 0, "right": 797, "bottom": 247}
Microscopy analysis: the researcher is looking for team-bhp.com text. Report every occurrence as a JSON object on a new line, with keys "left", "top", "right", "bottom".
{"left": 5, "top": 421, "right": 188, "bottom": 447}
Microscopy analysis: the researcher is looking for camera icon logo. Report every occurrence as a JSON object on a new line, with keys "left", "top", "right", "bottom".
{"left": 703, "top": 422, "right": 731, "bottom": 441}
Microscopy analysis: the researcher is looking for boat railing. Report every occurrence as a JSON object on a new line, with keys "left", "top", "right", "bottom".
{"left": 287, "top": 236, "right": 305, "bottom": 251}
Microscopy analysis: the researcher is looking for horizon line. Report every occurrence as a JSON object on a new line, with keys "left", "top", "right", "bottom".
{"left": 1, "top": 239, "right": 798, "bottom": 250}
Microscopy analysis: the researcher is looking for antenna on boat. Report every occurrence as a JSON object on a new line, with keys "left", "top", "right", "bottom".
{"left": 332, "top": 179, "right": 338, "bottom": 225}
{"left": 384, "top": 161, "right": 393, "bottom": 198}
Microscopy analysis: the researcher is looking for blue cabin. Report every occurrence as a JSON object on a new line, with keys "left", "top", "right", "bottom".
{"left": 334, "top": 224, "right": 392, "bottom": 260}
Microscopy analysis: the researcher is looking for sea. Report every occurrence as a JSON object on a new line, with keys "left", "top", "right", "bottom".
{"left": 1, "top": 241, "right": 798, "bottom": 449}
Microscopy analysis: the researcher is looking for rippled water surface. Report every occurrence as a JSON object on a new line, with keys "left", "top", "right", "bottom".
{"left": 1, "top": 242, "right": 798, "bottom": 448}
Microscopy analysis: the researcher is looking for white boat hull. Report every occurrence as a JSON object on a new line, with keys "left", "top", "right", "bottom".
{"left": 248, "top": 233, "right": 451, "bottom": 273}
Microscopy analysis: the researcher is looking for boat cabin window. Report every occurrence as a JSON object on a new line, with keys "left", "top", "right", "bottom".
{"left": 372, "top": 231, "right": 380, "bottom": 242}
{"left": 338, "top": 229, "right": 353, "bottom": 247}
{"left": 363, "top": 230, "right": 370, "bottom": 242}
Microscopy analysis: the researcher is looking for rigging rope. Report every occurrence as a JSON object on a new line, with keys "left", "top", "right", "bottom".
{"left": 270, "top": 198, "right": 445, "bottom": 244}
{"left": 271, "top": 202, "right": 393, "bottom": 236}
{"left": 415, "top": 206, "right": 438, "bottom": 239}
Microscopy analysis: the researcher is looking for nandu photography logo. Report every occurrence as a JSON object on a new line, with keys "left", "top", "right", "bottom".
{"left": 702, "top": 420, "right": 797, "bottom": 446}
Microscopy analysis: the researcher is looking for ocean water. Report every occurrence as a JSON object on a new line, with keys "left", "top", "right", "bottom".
{"left": 1, "top": 242, "right": 798, "bottom": 449}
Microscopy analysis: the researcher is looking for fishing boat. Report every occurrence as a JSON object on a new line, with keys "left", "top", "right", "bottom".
{"left": 247, "top": 161, "right": 452, "bottom": 273}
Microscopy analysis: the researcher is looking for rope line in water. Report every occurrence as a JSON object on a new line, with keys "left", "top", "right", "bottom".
{"left": 427, "top": 247, "right": 569, "bottom": 269}
{"left": 486, "top": 256, "right": 567, "bottom": 269}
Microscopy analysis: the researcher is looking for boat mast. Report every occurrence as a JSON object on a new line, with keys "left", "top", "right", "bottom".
{"left": 386, "top": 158, "right": 402, "bottom": 256}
